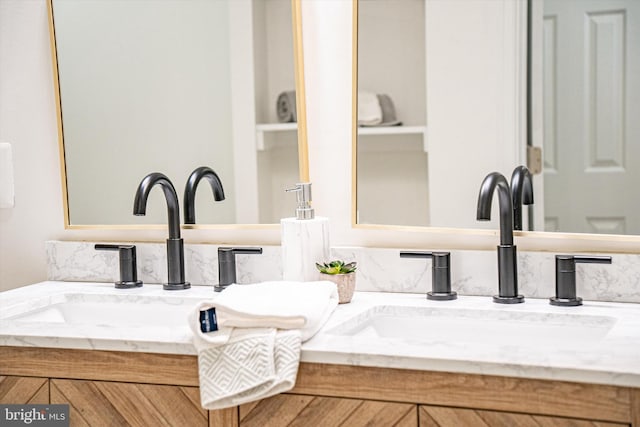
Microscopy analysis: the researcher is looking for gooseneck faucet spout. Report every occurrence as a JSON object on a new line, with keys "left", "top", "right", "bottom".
{"left": 477, "top": 172, "right": 514, "bottom": 245}
{"left": 134, "top": 173, "right": 181, "bottom": 238}
{"left": 476, "top": 172, "right": 524, "bottom": 304}
{"left": 510, "top": 165, "right": 534, "bottom": 231}
{"left": 184, "top": 166, "right": 225, "bottom": 225}
{"left": 133, "top": 172, "right": 190, "bottom": 290}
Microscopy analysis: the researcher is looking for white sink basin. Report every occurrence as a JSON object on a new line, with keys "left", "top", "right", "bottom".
{"left": 326, "top": 305, "right": 617, "bottom": 349}
{"left": 3, "top": 293, "right": 202, "bottom": 329}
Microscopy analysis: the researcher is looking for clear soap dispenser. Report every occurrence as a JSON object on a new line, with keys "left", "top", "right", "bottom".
{"left": 281, "top": 182, "right": 330, "bottom": 281}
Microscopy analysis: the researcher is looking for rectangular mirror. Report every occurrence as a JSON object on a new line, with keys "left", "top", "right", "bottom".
{"left": 50, "top": 0, "right": 308, "bottom": 227}
{"left": 355, "top": 0, "right": 640, "bottom": 237}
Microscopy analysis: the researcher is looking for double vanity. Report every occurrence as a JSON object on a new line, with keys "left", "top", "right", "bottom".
{"left": 1, "top": 278, "right": 639, "bottom": 426}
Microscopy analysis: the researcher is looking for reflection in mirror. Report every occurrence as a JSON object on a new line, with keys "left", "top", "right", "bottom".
{"left": 356, "top": 0, "right": 640, "bottom": 236}
{"left": 356, "top": 0, "right": 428, "bottom": 227}
{"left": 542, "top": 0, "right": 640, "bottom": 235}
{"left": 51, "top": 0, "right": 304, "bottom": 226}
{"left": 355, "top": 0, "right": 520, "bottom": 231}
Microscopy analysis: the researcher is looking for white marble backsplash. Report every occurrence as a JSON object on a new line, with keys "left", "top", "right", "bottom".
{"left": 46, "top": 241, "right": 283, "bottom": 287}
{"left": 46, "top": 241, "right": 640, "bottom": 303}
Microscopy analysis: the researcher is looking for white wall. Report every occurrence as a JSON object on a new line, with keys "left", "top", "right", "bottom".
{"left": 0, "top": 0, "right": 65, "bottom": 291}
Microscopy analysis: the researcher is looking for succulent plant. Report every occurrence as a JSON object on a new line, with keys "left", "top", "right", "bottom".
{"left": 315, "top": 260, "right": 357, "bottom": 275}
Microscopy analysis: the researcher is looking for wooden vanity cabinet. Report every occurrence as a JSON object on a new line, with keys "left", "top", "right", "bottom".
{"left": 418, "top": 405, "right": 629, "bottom": 427}
{"left": 291, "top": 363, "right": 638, "bottom": 427}
{"left": 235, "top": 395, "right": 634, "bottom": 427}
{"left": 0, "top": 375, "right": 49, "bottom": 404}
{"left": 50, "top": 379, "right": 206, "bottom": 427}
{"left": 0, "top": 376, "right": 207, "bottom": 426}
{"left": 1, "top": 347, "right": 639, "bottom": 427}
{"left": 239, "top": 394, "right": 417, "bottom": 427}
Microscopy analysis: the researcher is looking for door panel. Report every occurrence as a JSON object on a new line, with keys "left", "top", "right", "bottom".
{"left": 543, "top": 0, "right": 640, "bottom": 234}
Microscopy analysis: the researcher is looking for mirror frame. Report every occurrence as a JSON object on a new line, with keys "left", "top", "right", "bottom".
{"left": 351, "top": 0, "right": 640, "bottom": 254}
{"left": 47, "top": 0, "right": 310, "bottom": 231}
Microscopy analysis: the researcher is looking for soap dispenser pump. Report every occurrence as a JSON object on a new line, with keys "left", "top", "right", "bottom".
{"left": 286, "top": 182, "right": 314, "bottom": 220}
{"left": 281, "top": 182, "right": 330, "bottom": 281}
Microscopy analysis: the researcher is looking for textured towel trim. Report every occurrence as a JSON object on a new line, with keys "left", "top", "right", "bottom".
{"left": 198, "top": 329, "right": 301, "bottom": 410}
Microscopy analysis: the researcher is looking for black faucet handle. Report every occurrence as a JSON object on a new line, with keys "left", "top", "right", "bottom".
{"left": 216, "top": 247, "right": 263, "bottom": 292}
{"left": 94, "top": 244, "right": 143, "bottom": 289}
{"left": 400, "top": 251, "right": 456, "bottom": 300}
{"left": 551, "top": 255, "right": 612, "bottom": 306}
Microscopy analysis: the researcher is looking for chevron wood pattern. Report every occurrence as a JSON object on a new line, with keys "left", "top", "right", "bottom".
{"left": 418, "top": 405, "right": 628, "bottom": 427}
{"left": 1, "top": 348, "right": 637, "bottom": 427}
{"left": 632, "top": 389, "right": 640, "bottom": 427}
{"left": 292, "top": 363, "right": 631, "bottom": 423}
{"left": 239, "top": 394, "right": 417, "bottom": 427}
{"left": 210, "top": 407, "right": 239, "bottom": 427}
{"left": 0, "top": 376, "right": 49, "bottom": 404}
{"left": 50, "top": 379, "right": 207, "bottom": 427}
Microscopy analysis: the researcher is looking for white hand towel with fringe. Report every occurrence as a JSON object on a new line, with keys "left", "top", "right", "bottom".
{"left": 189, "top": 281, "right": 338, "bottom": 410}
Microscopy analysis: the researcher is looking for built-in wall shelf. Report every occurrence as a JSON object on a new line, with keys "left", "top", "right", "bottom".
{"left": 256, "top": 123, "right": 428, "bottom": 152}
{"left": 255, "top": 123, "right": 298, "bottom": 132}
{"left": 255, "top": 123, "right": 297, "bottom": 151}
{"left": 357, "top": 125, "right": 426, "bottom": 136}
{"left": 358, "top": 125, "right": 428, "bottom": 152}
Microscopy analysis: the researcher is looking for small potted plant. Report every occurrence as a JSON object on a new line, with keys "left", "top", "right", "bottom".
{"left": 316, "top": 260, "right": 357, "bottom": 304}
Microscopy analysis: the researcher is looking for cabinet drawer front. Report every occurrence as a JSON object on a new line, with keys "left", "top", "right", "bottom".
{"left": 51, "top": 379, "right": 207, "bottom": 427}
{"left": 0, "top": 376, "right": 49, "bottom": 404}
{"left": 240, "top": 394, "right": 417, "bottom": 427}
{"left": 419, "top": 405, "right": 629, "bottom": 427}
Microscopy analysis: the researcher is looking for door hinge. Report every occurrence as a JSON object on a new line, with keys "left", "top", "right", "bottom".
{"left": 527, "top": 146, "right": 542, "bottom": 174}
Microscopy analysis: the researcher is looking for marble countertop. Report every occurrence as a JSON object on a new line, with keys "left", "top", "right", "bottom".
{"left": 1, "top": 281, "right": 639, "bottom": 388}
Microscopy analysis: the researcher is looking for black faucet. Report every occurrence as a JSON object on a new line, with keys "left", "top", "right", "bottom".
{"left": 216, "top": 247, "right": 263, "bottom": 292}
{"left": 133, "top": 172, "right": 190, "bottom": 290}
{"left": 400, "top": 251, "right": 457, "bottom": 300}
{"left": 550, "top": 255, "right": 612, "bottom": 306}
{"left": 184, "top": 166, "right": 225, "bottom": 225}
{"left": 477, "top": 172, "right": 524, "bottom": 304}
{"left": 94, "top": 244, "right": 143, "bottom": 289}
{"left": 510, "top": 165, "right": 534, "bottom": 231}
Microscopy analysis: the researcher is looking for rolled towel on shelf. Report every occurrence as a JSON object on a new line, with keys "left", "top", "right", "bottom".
{"left": 358, "top": 92, "right": 403, "bottom": 127}
{"left": 276, "top": 91, "right": 297, "bottom": 123}
{"left": 189, "top": 280, "right": 339, "bottom": 410}
{"left": 377, "top": 94, "right": 402, "bottom": 126}
{"left": 357, "top": 90, "right": 383, "bottom": 126}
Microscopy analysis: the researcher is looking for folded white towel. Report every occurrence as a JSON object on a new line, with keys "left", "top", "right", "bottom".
{"left": 358, "top": 91, "right": 383, "bottom": 126}
{"left": 191, "top": 280, "right": 339, "bottom": 345}
{"left": 189, "top": 281, "right": 338, "bottom": 410}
